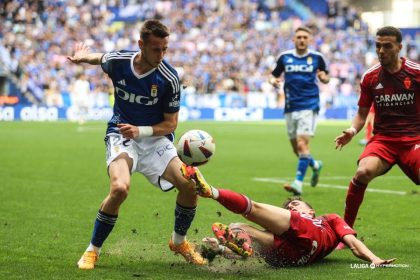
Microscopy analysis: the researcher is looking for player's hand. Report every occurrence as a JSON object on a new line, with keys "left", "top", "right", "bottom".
{"left": 371, "top": 258, "right": 397, "bottom": 266}
{"left": 334, "top": 129, "right": 355, "bottom": 150}
{"left": 67, "top": 42, "right": 91, "bottom": 64}
{"left": 269, "top": 77, "right": 281, "bottom": 89}
{"left": 202, "top": 237, "right": 220, "bottom": 252}
{"left": 117, "top": 123, "right": 139, "bottom": 139}
{"left": 317, "top": 70, "right": 329, "bottom": 83}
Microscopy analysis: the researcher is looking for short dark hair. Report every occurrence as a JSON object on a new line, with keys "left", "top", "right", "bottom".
{"left": 282, "top": 196, "right": 314, "bottom": 210}
{"left": 140, "top": 19, "right": 170, "bottom": 42}
{"left": 376, "top": 26, "right": 402, "bottom": 43}
{"left": 295, "top": 26, "right": 312, "bottom": 35}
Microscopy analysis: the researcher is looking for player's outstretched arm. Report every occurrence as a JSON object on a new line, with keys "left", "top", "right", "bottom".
{"left": 67, "top": 42, "right": 103, "bottom": 65}
{"left": 334, "top": 106, "right": 370, "bottom": 150}
{"left": 342, "top": 234, "right": 396, "bottom": 265}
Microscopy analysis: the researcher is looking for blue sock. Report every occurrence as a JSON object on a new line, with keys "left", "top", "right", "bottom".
{"left": 91, "top": 210, "right": 118, "bottom": 248}
{"left": 296, "top": 155, "right": 311, "bottom": 182}
{"left": 174, "top": 203, "right": 196, "bottom": 236}
{"left": 308, "top": 155, "right": 315, "bottom": 168}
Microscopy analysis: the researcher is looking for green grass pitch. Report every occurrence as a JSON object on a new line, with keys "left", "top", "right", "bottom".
{"left": 0, "top": 121, "right": 419, "bottom": 279}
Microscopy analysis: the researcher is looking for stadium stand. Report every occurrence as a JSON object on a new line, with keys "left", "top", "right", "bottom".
{"left": 0, "top": 0, "right": 418, "bottom": 116}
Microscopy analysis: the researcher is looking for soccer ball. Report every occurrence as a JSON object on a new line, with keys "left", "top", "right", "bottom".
{"left": 177, "top": 129, "right": 215, "bottom": 166}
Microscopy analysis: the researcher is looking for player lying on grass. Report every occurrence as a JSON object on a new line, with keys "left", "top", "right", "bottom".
{"left": 180, "top": 164, "right": 395, "bottom": 267}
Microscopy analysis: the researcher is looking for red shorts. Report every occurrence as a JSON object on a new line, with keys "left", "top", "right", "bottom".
{"left": 360, "top": 135, "right": 420, "bottom": 185}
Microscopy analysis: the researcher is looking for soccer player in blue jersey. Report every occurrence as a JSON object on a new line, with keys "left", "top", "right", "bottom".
{"left": 67, "top": 19, "right": 207, "bottom": 269}
{"left": 271, "top": 26, "right": 330, "bottom": 195}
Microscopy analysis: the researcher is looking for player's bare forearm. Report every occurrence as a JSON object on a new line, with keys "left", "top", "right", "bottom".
{"left": 152, "top": 118, "right": 178, "bottom": 136}
{"left": 342, "top": 234, "right": 396, "bottom": 265}
{"left": 350, "top": 108, "right": 370, "bottom": 133}
{"left": 154, "top": 111, "right": 179, "bottom": 135}
{"left": 75, "top": 53, "right": 103, "bottom": 65}
{"left": 344, "top": 235, "right": 377, "bottom": 262}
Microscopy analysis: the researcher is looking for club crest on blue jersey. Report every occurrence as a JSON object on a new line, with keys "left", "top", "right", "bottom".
{"left": 307, "top": 56, "right": 312, "bottom": 65}
{"left": 151, "top": 85, "right": 158, "bottom": 97}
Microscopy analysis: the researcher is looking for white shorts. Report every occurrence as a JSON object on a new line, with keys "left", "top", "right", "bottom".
{"left": 285, "top": 110, "right": 318, "bottom": 139}
{"left": 105, "top": 133, "right": 177, "bottom": 191}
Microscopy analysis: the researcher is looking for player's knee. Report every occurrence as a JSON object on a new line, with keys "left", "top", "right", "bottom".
{"left": 110, "top": 181, "right": 130, "bottom": 200}
{"left": 355, "top": 167, "right": 375, "bottom": 182}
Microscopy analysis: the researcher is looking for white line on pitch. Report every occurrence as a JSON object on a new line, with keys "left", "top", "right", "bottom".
{"left": 253, "top": 178, "right": 407, "bottom": 195}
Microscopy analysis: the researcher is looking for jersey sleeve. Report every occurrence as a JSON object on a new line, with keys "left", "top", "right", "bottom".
{"left": 318, "top": 54, "right": 328, "bottom": 74}
{"left": 100, "top": 52, "right": 115, "bottom": 75}
{"left": 358, "top": 75, "right": 373, "bottom": 108}
{"left": 271, "top": 55, "right": 285, "bottom": 78}
{"left": 162, "top": 79, "right": 181, "bottom": 113}
{"left": 328, "top": 214, "right": 357, "bottom": 239}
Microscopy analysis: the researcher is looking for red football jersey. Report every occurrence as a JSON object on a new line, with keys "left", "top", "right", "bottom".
{"left": 358, "top": 58, "right": 420, "bottom": 136}
{"left": 267, "top": 212, "right": 356, "bottom": 267}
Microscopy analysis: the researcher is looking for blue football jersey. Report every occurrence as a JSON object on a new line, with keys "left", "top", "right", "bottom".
{"left": 272, "top": 49, "right": 328, "bottom": 113}
{"left": 101, "top": 50, "right": 180, "bottom": 140}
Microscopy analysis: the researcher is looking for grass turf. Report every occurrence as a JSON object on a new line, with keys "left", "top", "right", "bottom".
{"left": 0, "top": 121, "right": 419, "bottom": 279}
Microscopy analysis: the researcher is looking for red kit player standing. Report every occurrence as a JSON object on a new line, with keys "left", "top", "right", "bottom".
{"left": 335, "top": 26, "right": 420, "bottom": 229}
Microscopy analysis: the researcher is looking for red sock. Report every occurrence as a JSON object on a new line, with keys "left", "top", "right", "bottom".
{"left": 216, "top": 189, "right": 252, "bottom": 214}
{"left": 365, "top": 122, "right": 373, "bottom": 141}
{"left": 344, "top": 178, "right": 367, "bottom": 228}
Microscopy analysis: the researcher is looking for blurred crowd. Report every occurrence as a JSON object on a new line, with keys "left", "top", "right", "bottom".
{"left": 0, "top": 0, "right": 419, "bottom": 109}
